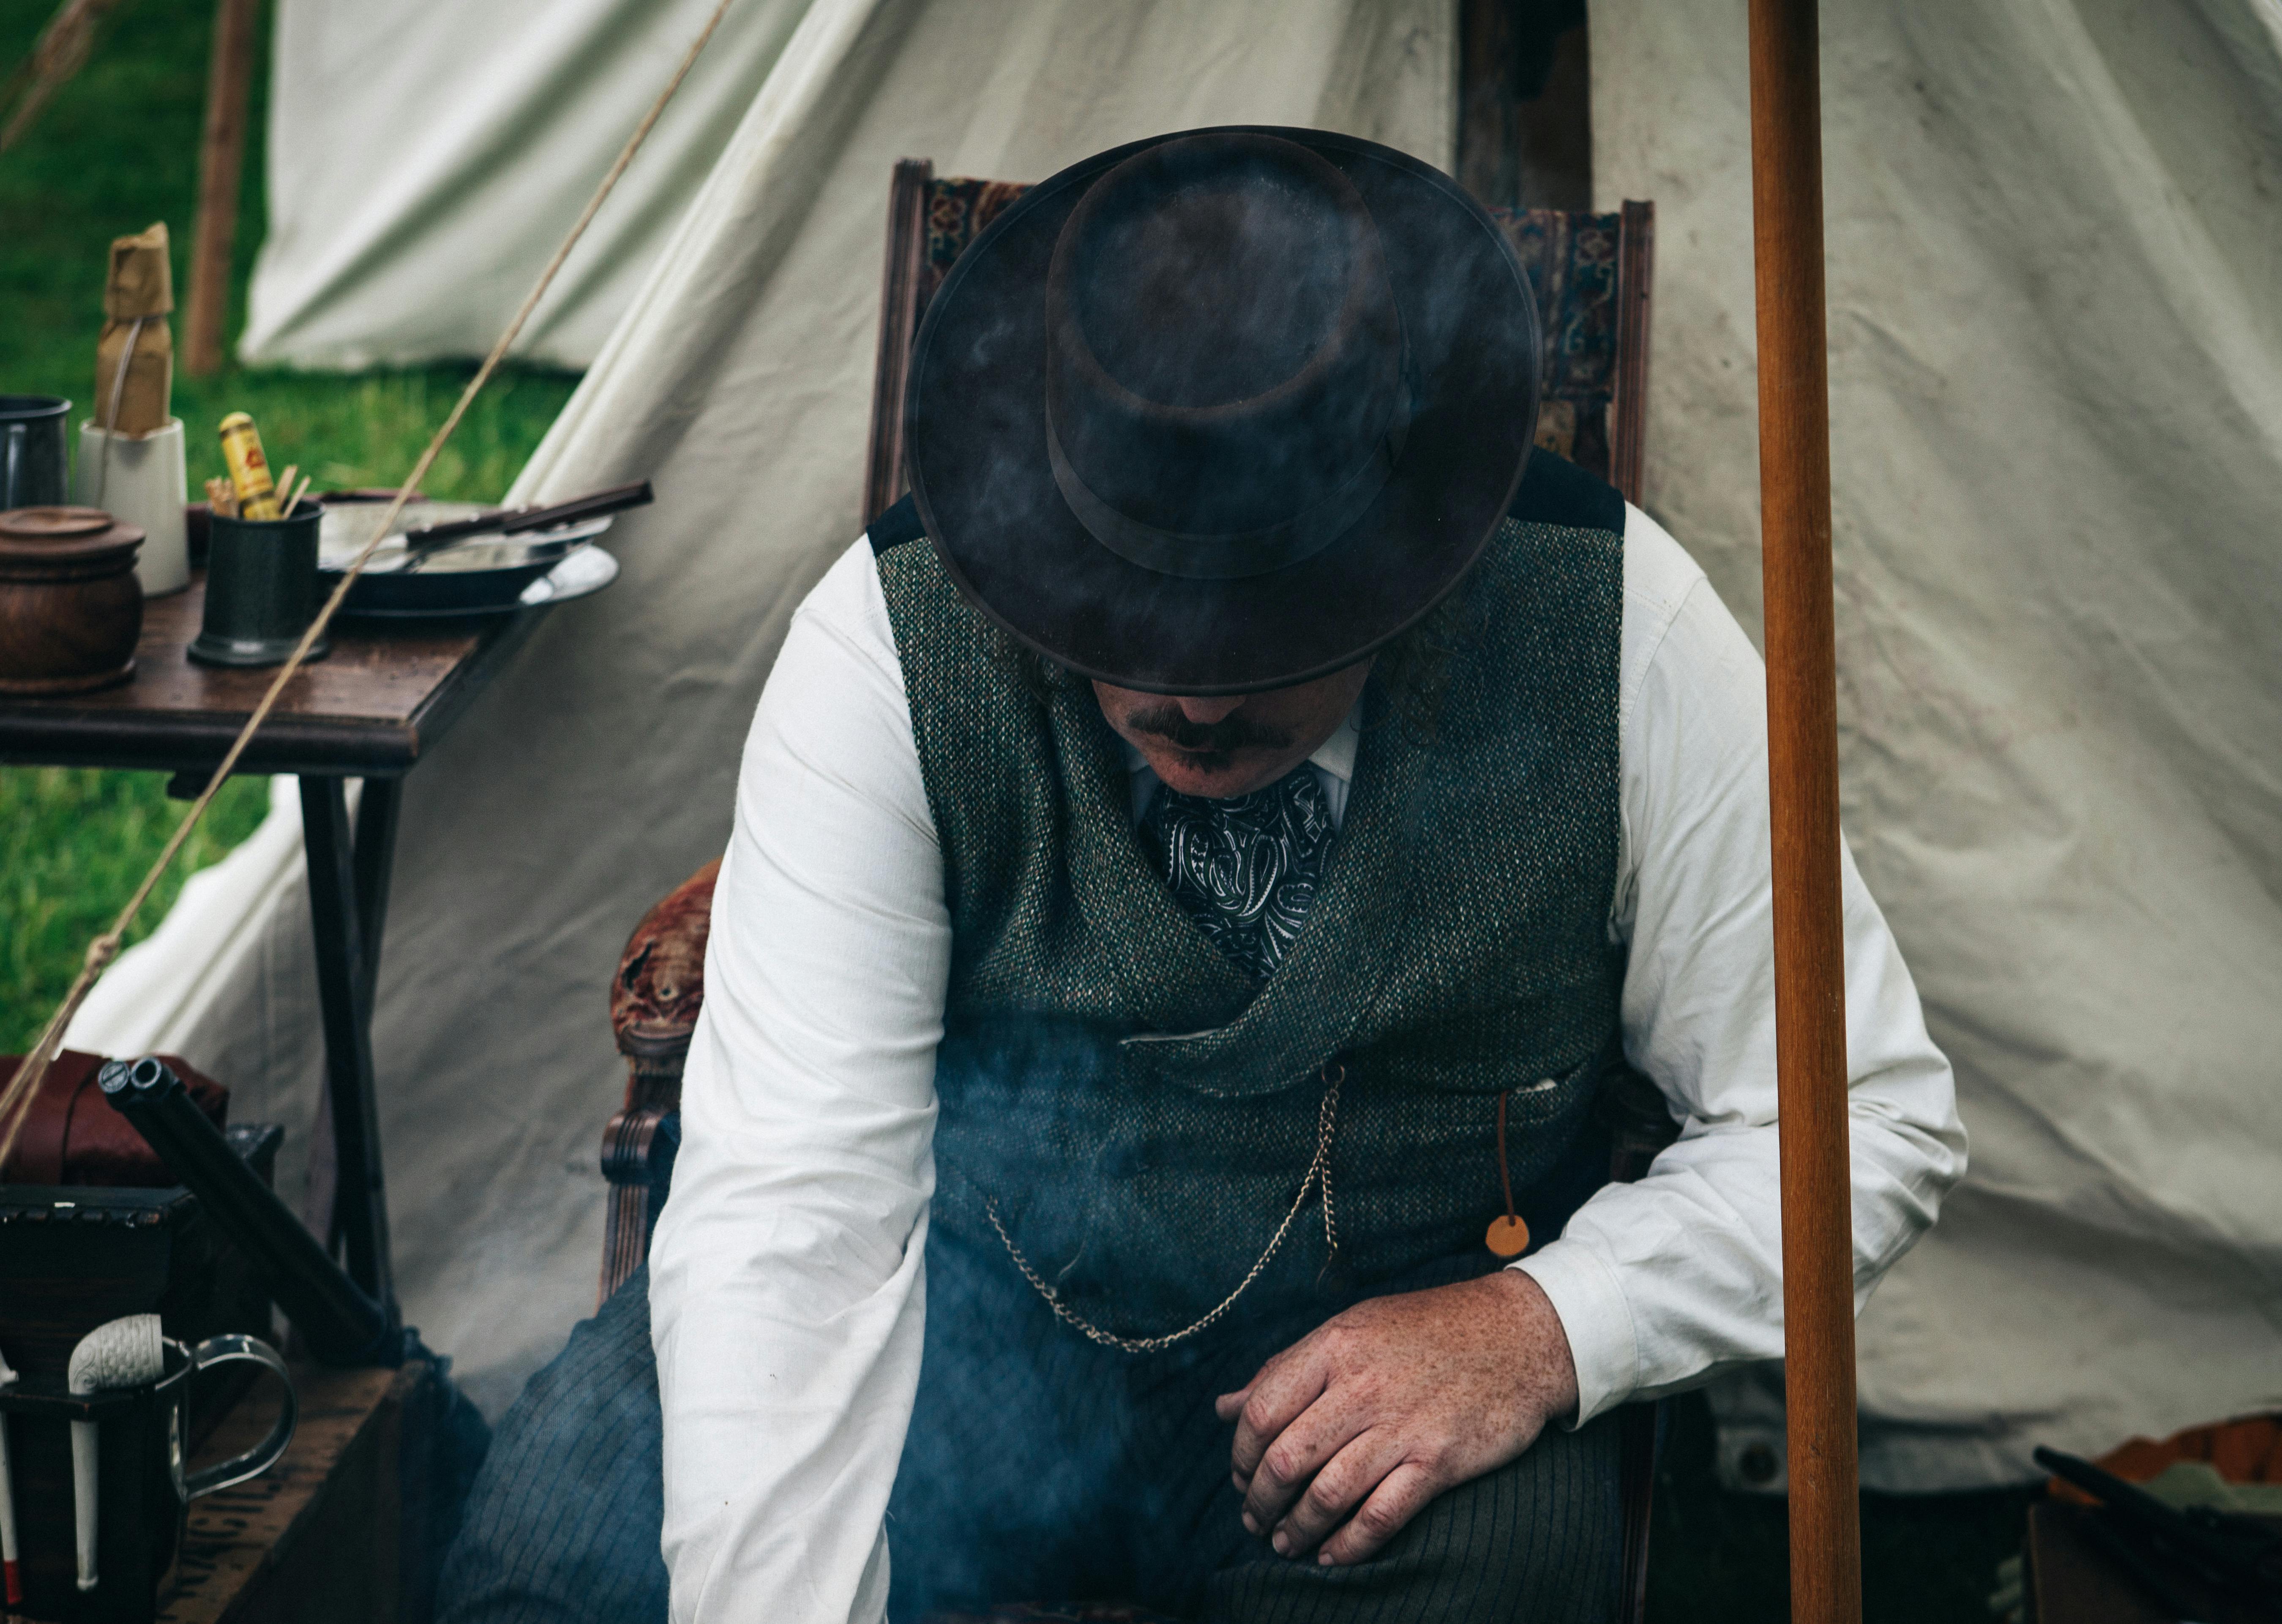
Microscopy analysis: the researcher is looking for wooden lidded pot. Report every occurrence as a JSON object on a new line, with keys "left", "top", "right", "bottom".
{"left": 0, "top": 505, "right": 145, "bottom": 694}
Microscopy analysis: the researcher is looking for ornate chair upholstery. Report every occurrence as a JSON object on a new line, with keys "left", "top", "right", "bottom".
{"left": 601, "top": 162, "right": 1669, "bottom": 1623}
{"left": 598, "top": 859, "right": 713, "bottom": 1301}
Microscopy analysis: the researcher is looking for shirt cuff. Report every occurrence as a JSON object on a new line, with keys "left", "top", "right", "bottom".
{"left": 1512, "top": 1239, "right": 1641, "bottom": 1427}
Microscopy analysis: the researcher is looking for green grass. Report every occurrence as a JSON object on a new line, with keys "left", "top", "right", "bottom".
{"left": 2, "top": 0, "right": 578, "bottom": 1055}
{"left": 0, "top": 769, "right": 271, "bottom": 1052}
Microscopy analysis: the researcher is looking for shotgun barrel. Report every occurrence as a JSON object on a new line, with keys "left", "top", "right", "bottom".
{"left": 100, "top": 1056, "right": 401, "bottom": 1367}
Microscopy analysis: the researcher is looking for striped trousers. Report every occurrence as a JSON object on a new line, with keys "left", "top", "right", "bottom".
{"left": 888, "top": 1223, "right": 1622, "bottom": 1623}
{"left": 437, "top": 1242, "right": 1621, "bottom": 1624}
{"left": 437, "top": 1266, "right": 671, "bottom": 1624}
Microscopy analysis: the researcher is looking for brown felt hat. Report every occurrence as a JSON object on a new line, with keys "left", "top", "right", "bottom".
{"left": 904, "top": 126, "right": 1542, "bottom": 695}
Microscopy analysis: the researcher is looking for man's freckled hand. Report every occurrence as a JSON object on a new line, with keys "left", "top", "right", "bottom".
{"left": 1212, "top": 1269, "right": 1579, "bottom": 1568}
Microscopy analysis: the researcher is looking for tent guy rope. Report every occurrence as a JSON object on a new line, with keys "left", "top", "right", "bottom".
{"left": 0, "top": 0, "right": 739, "bottom": 1171}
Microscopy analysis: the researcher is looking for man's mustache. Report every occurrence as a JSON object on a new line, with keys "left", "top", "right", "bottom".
{"left": 1124, "top": 705, "right": 1294, "bottom": 754}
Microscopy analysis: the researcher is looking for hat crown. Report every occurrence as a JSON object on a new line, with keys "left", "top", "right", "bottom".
{"left": 1069, "top": 148, "right": 1359, "bottom": 409}
{"left": 1044, "top": 133, "right": 1406, "bottom": 576}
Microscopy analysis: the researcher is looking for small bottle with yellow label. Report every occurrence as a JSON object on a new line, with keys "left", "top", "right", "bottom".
{"left": 217, "top": 411, "right": 281, "bottom": 521}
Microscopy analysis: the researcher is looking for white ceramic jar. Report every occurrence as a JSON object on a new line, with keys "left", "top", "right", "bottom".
{"left": 74, "top": 417, "right": 188, "bottom": 596}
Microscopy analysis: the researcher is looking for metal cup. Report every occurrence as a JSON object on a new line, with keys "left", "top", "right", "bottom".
{"left": 188, "top": 504, "right": 331, "bottom": 667}
{"left": 1, "top": 396, "right": 72, "bottom": 510}
{"left": 0, "top": 1333, "right": 297, "bottom": 1622}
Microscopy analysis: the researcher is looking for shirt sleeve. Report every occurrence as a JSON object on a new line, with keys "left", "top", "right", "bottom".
{"left": 1515, "top": 506, "right": 1969, "bottom": 1425}
{"left": 647, "top": 539, "right": 948, "bottom": 1624}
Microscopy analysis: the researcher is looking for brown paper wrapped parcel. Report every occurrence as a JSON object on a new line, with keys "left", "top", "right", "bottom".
{"left": 94, "top": 223, "right": 173, "bottom": 437}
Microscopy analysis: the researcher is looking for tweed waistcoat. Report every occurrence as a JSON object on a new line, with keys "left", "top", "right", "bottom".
{"left": 874, "top": 460, "right": 1628, "bottom": 1343}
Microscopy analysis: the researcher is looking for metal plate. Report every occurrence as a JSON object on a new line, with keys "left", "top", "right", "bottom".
{"left": 330, "top": 545, "right": 620, "bottom": 621}
{"left": 319, "top": 505, "right": 615, "bottom": 614}
{"left": 319, "top": 499, "right": 477, "bottom": 561}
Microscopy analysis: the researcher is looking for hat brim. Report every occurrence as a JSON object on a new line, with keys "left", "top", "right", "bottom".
{"left": 904, "top": 126, "right": 1540, "bottom": 695}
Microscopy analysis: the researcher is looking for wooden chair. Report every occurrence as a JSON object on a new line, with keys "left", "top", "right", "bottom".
{"left": 599, "top": 160, "right": 1668, "bottom": 1623}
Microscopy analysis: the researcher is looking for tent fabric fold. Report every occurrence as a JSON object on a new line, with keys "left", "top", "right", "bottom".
{"left": 241, "top": 0, "right": 823, "bottom": 370}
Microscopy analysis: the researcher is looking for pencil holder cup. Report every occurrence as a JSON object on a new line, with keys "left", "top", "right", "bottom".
{"left": 189, "top": 504, "right": 330, "bottom": 668}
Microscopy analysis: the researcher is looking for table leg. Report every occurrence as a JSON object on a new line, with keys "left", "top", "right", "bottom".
{"left": 300, "top": 776, "right": 399, "bottom": 1323}
{"left": 352, "top": 779, "right": 401, "bottom": 1010}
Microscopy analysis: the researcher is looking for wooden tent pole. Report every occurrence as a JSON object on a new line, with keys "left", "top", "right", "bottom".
{"left": 184, "top": 0, "right": 259, "bottom": 377}
{"left": 1747, "top": 0, "right": 1862, "bottom": 1620}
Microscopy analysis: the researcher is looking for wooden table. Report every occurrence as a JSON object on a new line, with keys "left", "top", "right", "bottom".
{"left": 0, "top": 572, "right": 548, "bottom": 1324}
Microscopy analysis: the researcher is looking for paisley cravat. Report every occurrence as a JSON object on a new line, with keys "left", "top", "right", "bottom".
{"left": 1146, "top": 766, "right": 1336, "bottom": 981}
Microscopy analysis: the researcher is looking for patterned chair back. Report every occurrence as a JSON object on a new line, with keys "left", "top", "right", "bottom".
{"left": 864, "top": 162, "right": 1653, "bottom": 525}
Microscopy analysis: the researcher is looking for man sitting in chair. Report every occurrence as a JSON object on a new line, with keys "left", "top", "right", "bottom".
{"left": 448, "top": 128, "right": 1963, "bottom": 1624}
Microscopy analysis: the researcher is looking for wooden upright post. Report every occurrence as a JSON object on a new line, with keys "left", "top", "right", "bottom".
{"left": 862, "top": 157, "right": 934, "bottom": 527}
{"left": 184, "top": 0, "right": 259, "bottom": 377}
{"left": 1747, "top": 0, "right": 1862, "bottom": 1620}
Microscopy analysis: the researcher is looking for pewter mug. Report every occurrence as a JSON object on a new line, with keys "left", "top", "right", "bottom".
{"left": 0, "top": 395, "right": 71, "bottom": 510}
{"left": 0, "top": 1332, "right": 297, "bottom": 1622}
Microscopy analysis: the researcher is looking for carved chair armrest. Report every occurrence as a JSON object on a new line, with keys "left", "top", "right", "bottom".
{"left": 598, "top": 1106, "right": 681, "bottom": 1305}
{"left": 610, "top": 858, "right": 721, "bottom": 1114}
{"left": 597, "top": 856, "right": 718, "bottom": 1302}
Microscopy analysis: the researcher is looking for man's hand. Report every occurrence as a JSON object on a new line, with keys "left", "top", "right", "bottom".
{"left": 1215, "top": 1269, "right": 1579, "bottom": 1567}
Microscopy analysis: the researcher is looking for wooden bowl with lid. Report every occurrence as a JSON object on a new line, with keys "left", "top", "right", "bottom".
{"left": 0, "top": 505, "right": 145, "bottom": 694}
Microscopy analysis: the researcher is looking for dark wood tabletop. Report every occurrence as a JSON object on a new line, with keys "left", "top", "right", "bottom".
{"left": 0, "top": 569, "right": 540, "bottom": 777}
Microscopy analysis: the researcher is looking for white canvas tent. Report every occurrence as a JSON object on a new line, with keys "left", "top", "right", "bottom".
{"left": 74, "top": 0, "right": 2282, "bottom": 1485}
{"left": 239, "top": 0, "right": 821, "bottom": 369}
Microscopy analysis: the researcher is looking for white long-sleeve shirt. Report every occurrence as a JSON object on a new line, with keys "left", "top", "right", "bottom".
{"left": 647, "top": 507, "right": 1967, "bottom": 1624}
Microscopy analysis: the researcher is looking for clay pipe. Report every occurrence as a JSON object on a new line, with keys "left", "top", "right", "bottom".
{"left": 67, "top": 1314, "right": 166, "bottom": 1592}
{"left": 0, "top": 1347, "right": 19, "bottom": 1607}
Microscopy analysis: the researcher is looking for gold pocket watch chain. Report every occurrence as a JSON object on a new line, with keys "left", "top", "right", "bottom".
{"left": 983, "top": 1064, "right": 1343, "bottom": 1354}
